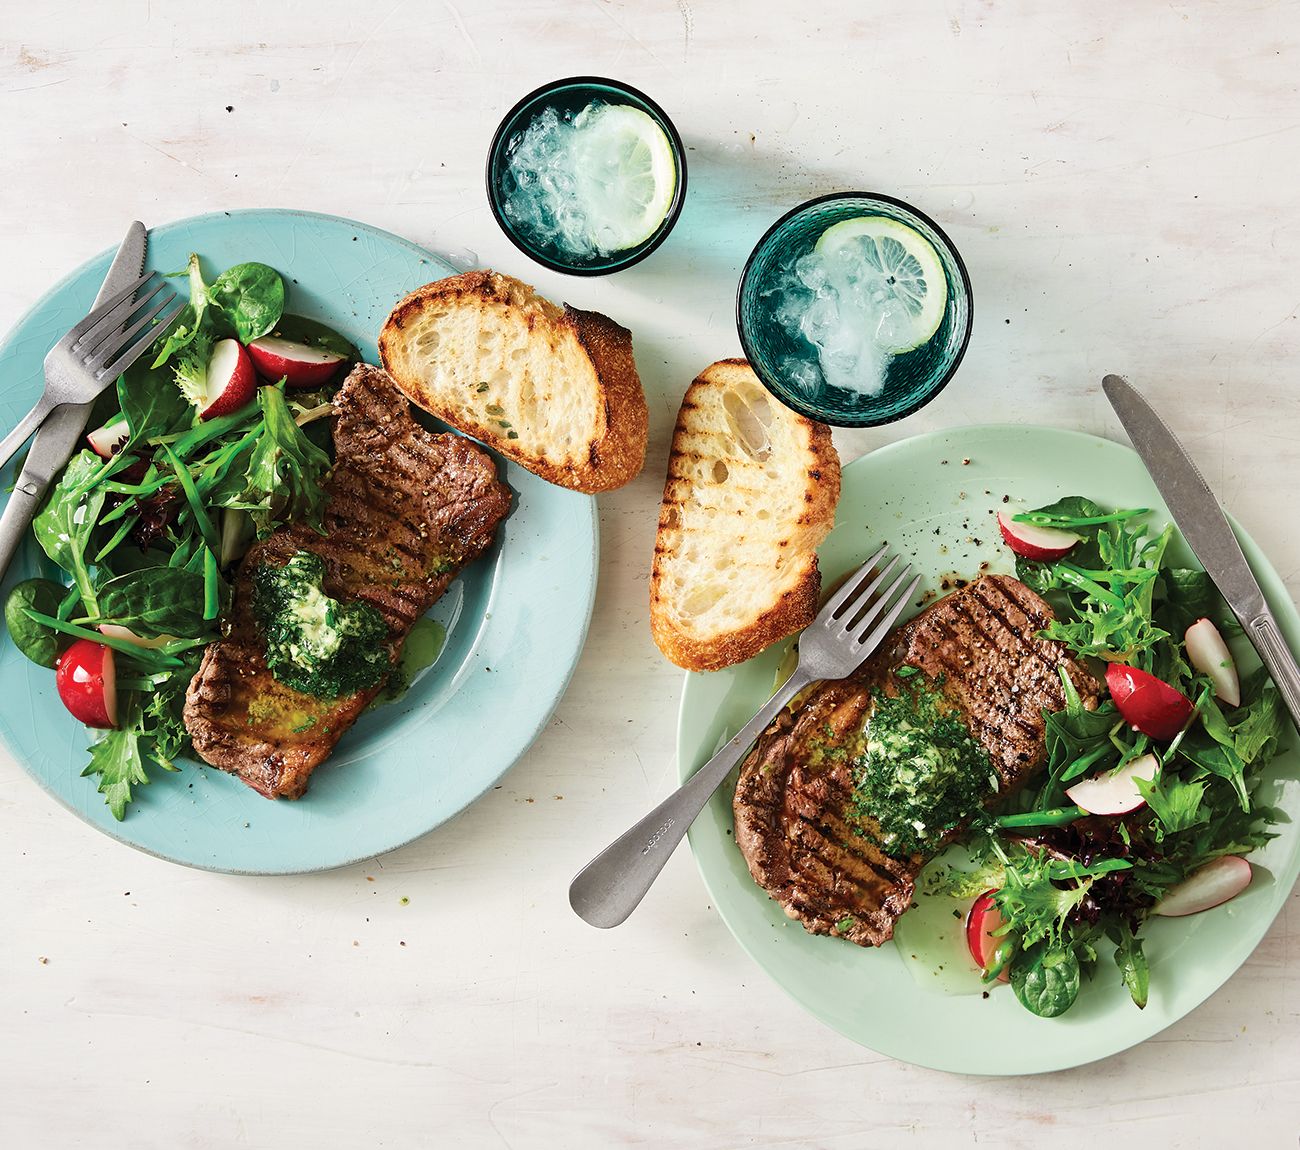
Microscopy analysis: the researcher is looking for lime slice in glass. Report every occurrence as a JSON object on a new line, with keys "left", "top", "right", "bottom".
{"left": 569, "top": 103, "right": 677, "bottom": 253}
{"left": 814, "top": 216, "right": 948, "bottom": 353}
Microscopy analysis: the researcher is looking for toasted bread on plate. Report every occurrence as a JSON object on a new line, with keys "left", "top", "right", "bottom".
{"left": 379, "top": 270, "right": 647, "bottom": 493}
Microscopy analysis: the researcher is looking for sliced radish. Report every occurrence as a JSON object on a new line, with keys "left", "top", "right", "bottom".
{"left": 98, "top": 623, "right": 176, "bottom": 650}
{"left": 55, "top": 638, "right": 117, "bottom": 728}
{"left": 86, "top": 418, "right": 130, "bottom": 459}
{"left": 997, "top": 511, "right": 1081, "bottom": 561}
{"left": 1154, "top": 855, "right": 1252, "bottom": 917}
{"left": 1106, "top": 663, "right": 1194, "bottom": 740}
{"left": 247, "top": 335, "right": 347, "bottom": 389}
{"left": 1185, "top": 617, "right": 1241, "bottom": 707}
{"left": 965, "top": 890, "right": 1011, "bottom": 982}
{"left": 188, "top": 338, "right": 257, "bottom": 421}
{"left": 1065, "top": 752, "right": 1159, "bottom": 816}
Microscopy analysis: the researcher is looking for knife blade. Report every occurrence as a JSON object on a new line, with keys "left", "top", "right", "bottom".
{"left": 0, "top": 222, "right": 148, "bottom": 585}
{"left": 1103, "top": 373, "right": 1300, "bottom": 731}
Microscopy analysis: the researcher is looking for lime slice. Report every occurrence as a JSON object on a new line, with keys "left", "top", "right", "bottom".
{"left": 814, "top": 216, "right": 948, "bottom": 353}
{"left": 569, "top": 103, "right": 677, "bottom": 252}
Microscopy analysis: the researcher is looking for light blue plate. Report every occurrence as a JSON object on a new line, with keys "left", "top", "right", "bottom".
{"left": 0, "top": 209, "right": 598, "bottom": 874}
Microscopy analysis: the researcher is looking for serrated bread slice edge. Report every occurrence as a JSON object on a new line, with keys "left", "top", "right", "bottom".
{"left": 379, "top": 270, "right": 648, "bottom": 493}
{"left": 650, "top": 359, "right": 840, "bottom": 672}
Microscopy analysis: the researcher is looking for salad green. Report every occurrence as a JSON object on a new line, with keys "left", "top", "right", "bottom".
{"left": 928, "top": 496, "right": 1286, "bottom": 1018}
{"left": 4, "top": 253, "right": 357, "bottom": 818}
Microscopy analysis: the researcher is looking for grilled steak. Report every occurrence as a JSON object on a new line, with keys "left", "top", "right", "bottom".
{"left": 183, "top": 364, "right": 511, "bottom": 799}
{"left": 733, "top": 574, "right": 1102, "bottom": 947}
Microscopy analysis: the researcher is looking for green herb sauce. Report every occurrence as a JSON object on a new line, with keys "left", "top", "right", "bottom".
{"left": 252, "top": 551, "right": 391, "bottom": 700}
{"left": 849, "top": 671, "right": 998, "bottom": 858}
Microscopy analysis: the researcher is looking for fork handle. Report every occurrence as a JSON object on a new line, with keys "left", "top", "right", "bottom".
{"left": 0, "top": 396, "right": 55, "bottom": 474}
{"left": 0, "top": 478, "right": 44, "bottom": 587}
{"left": 569, "top": 668, "right": 814, "bottom": 928}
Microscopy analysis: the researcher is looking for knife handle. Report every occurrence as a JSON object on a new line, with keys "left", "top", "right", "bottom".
{"left": 1248, "top": 613, "right": 1300, "bottom": 734}
{"left": 0, "top": 477, "right": 44, "bottom": 587}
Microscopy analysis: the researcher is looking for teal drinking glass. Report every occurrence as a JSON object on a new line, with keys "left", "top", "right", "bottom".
{"left": 486, "top": 76, "right": 687, "bottom": 276}
{"left": 737, "top": 192, "right": 973, "bottom": 427}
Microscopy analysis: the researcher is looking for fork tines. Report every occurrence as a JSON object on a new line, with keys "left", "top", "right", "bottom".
{"left": 826, "top": 549, "right": 923, "bottom": 650}
{"left": 66, "top": 271, "right": 184, "bottom": 378}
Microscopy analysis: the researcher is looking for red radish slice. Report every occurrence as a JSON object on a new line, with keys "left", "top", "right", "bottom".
{"left": 1154, "top": 855, "right": 1252, "bottom": 917}
{"left": 247, "top": 335, "right": 347, "bottom": 389}
{"left": 1185, "top": 617, "right": 1241, "bottom": 707}
{"left": 98, "top": 623, "right": 176, "bottom": 650}
{"left": 87, "top": 418, "right": 130, "bottom": 459}
{"left": 196, "top": 338, "right": 257, "bottom": 420}
{"left": 997, "top": 511, "right": 1081, "bottom": 561}
{"left": 55, "top": 639, "right": 117, "bottom": 728}
{"left": 965, "top": 891, "right": 1010, "bottom": 982}
{"left": 1065, "top": 752, "right": 1159, "bottom": 816}
{"left": 1105, "top": 663, "right": 1194, "bottom": 740}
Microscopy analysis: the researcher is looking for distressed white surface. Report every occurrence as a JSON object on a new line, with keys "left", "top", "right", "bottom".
{"left": 3, "top": 2, "right": 1300, "bottom": 1147}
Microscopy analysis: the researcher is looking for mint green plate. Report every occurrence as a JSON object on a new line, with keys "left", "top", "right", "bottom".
{"left": 0, "top": 209, "right": 597, "bottom": 874}
{"left": 678, "top": 425, "right": 1300, "bottom": 1074}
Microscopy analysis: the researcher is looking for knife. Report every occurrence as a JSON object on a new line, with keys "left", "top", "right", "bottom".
{"left": 0, "top": 221, "right": 148, "bottom": 585}
{"left": 1104, "top": 373, "right": 1300, "bottom": 731}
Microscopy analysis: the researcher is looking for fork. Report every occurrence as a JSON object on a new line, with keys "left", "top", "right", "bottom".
{"left": 569, "top": 545, "right": 922, "bottom": 928}
{"left": 0, "top": 271, "right": 183, "bottom": 473}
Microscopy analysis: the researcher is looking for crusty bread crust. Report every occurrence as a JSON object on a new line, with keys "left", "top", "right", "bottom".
{"left": 378, "top": 270, "right": 647, "bottom": 493}
{"left": 649, "top": 359, "right": 840, "bottom": 672}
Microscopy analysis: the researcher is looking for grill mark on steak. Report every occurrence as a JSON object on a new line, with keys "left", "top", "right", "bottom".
{"left": 182, "top": 364, "right": 512, "bottom": 800}
{"left": 733, "top": 574, "right": 1102, "bottom": 948}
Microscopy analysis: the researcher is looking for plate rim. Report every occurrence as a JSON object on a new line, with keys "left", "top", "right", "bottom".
{"left": 677, "top": 421, "right": 1298, "bottom": 1073}
{"left": 0, "top": 206, "right": 599, "bottom": 875}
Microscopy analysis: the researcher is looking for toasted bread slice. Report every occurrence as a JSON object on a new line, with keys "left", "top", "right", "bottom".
{"left": 650, "top": 359, "right": 840, "bottom": 672}
{"left": 378, "top": 270, "right": 647, "bottom": 493}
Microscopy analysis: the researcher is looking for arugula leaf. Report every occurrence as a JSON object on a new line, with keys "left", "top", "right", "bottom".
{"left": 1135, "top": 770, "right": 1208, "bottom": 836}
{"left": 82, "top": 694, "right": 152, "bottom": 820}
{"left": 32, "top": 450, "right": 107, "bottom": 613}
{"left": 208, "top": 262, "right": 284, "bottom": 343}
{"left": 230, "top": 385, "right": 331, "bottom": 536}
{"left": 1109, "top": 921, "right": 1149, "bottom": 1009}
{"left": 1230, "top": 674, "right": 1286, "bottom": 765}
{"left": 151, "top": 253, "right": 211, "bottom": 368}
{"left": 96, "top": 566, "right": 212, "bottom": 640}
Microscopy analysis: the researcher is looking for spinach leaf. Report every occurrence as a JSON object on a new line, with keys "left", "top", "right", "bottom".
{"left": 118, "top": 356, "right": 194, "bottom": 442}
{"left": 1010, "top": 942, "right": 1081, "bottom": 1018}
{"left": 96, "top": 566, "right": 212, "bottom": 639}
{"left": 1157, "top": 567, "right": 1218, "bottom": 635}
{"left": 1109, "top": 922, "right": 1149, "bottom": 1010}
{"left": 1038, "top": 676, "right": 1119, "bottom": 806}
{"left": 208, "top": 262, "right": 284, "bottom": 343}
{"left": 231, "top": 385, "right": 331, "bottom": 536}
{"left": 32, "top": 450, "right": 107, "bottom": 613}
{"left": 151, "top": 253, "right": 211, "bottom": 368}
{"left": 4, "top": 578, "right": 66, "bottom": 667}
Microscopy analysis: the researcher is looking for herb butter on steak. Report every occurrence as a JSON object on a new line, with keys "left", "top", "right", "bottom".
{"left": 732, "top": 574, "right": 1102, "bottom": 947}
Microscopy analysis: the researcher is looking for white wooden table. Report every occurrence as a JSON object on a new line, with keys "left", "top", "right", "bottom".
{"left": 4, "top": 3, "right": 1299, "bottom": 1146}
